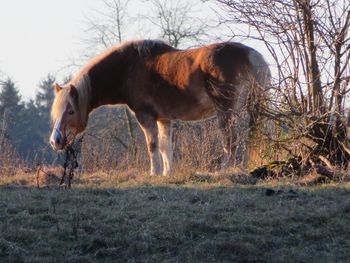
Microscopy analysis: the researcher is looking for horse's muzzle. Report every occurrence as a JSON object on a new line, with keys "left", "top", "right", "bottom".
{"left": 50, "top": 129, "right": 65, "bottom": 151}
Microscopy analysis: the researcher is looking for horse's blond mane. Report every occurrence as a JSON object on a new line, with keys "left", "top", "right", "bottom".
{"left": 51, "top": 74, "right": 91, "bottom": 126}
{"left": 51, "top": 39, "right": 170, "bottom": 126}
{"left": 75, "top": 74, "right": 91, "bottom": 125}
{"left": 51, "top": 87, "right": 70, "bottom": 124}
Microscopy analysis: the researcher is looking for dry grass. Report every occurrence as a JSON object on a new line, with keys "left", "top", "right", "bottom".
{"left": 1, "top": 170, "right": 350, "bottom": 263}
{"left": 2, "top": 111, "right": 350, "bottom": 262}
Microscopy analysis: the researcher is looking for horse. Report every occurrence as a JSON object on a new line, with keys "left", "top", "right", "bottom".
{"left": 50, "top": 39, "right": 270, "bottom": 175}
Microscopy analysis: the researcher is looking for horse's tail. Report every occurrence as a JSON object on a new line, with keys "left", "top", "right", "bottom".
{"left": 247, "top": 49, "right": 271, "bottom": 125}
{"left": 248, "top": 49, "right": 271, "bottom": 89}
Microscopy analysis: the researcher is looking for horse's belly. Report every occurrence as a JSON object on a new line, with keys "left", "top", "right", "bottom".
{"left": 158, "top": 91, "right": 216, "bottom": 121}
{"left": 180, "top": 102, "right": 216, "bottom": 121}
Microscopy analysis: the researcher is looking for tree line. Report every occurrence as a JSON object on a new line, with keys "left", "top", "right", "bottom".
{"left": 0, "top": 75, "right": 58, "bottom": 164}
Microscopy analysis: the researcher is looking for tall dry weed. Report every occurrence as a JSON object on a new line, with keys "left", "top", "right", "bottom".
{"left": 79, "top": 117, "right": 225, "bottom": 173}
{"left": 0, "top": 133, "right": 21, "bottom": 176}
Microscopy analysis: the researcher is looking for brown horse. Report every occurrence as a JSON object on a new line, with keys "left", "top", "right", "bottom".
{"left": 50, "top": 40, "right": 270, "bottom": 175}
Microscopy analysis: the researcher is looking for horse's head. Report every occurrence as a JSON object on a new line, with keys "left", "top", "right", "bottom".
{"left": 50, "top": 83, "right": 86, "bottom": 150}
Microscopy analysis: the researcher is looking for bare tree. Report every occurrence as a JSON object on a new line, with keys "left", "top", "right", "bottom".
{"left": 216, "top": 0, "right": 350, "bottom": 168}
{"left": 145, "top": 0, "right": 211, "bottom": 48}
{"left": 217, "top": 0, "right": 350, "bottom": 114}
{"left": 84, "top": 0, "right": 131, "bottom": 51}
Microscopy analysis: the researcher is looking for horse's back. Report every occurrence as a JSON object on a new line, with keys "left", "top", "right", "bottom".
{"left": 127, "top": 41, "right": 269, "bottom": 121}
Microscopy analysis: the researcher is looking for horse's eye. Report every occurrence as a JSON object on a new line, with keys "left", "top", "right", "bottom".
{"left": 68, "top": 110, "right": 74, "bottom": 115}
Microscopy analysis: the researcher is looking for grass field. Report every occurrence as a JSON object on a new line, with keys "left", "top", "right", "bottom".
{"left": 1, "top": 170, "right": 350, "bottom": 263}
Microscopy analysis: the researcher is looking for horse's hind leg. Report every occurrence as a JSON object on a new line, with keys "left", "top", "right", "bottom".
{"left": 208, "top": 81, "right": 250, "bottom": 169}
{"left": 136, "top": 111, "right": 162, "bottom": 175}
{"left": 218, "top": 109, "right": 250, "bottom": 169}
{"left": 157, "top": 120, "right": 173, "bottom": 175}
{"left": 233, "top": 110, "right": 250, "bottom": 167}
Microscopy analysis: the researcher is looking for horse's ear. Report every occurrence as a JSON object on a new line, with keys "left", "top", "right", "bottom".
{"left": 69, "top": 84, "right": 79, "bottom": 101}
{"left": 54, "top": 83, "right": 62, "bottom": 94}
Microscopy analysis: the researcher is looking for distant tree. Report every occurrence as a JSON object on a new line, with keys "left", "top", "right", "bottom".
{"left": 146, "top": 0, "right": 210, "bottom": 48}
{"left": 0, "top": 82, "right": 19, "bottom": 172}
{"left": 36, "top": 74, "right": 55, "bottom": 123}
{"left": 0, "top": 78, "right": 22, "bottom": 118}
{"left": 33, "top": 74, "right": 57, "bottom": 162}
{"left": 19, "top": 99, "right": 43, "bottom": 160}
{"left": 84, "top": 0, "right": 131, "bottom": 53}
{"left": 84, "top": 0, "right": 212, "bottom": 49}
{"left": 0, "top": 75, "right": 58, "bottom": 163}
{"left": 0, "top": 78, "right": 24, "bottom": 143}
{"left": 0, "top": 78, "right": 41, "bottom": 163}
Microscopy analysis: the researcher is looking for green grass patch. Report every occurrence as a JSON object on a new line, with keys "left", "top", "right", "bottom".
{"left": 1, "top": 172, "right": 350, "bottom": 262}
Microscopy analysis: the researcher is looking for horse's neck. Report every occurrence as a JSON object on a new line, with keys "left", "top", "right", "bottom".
{"left": 87, "top": 51, "right": 128, "bottom": 111}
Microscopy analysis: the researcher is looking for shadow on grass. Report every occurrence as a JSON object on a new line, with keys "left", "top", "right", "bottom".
{"left": 1, "top": 173, "right": 350, "bottom": 263}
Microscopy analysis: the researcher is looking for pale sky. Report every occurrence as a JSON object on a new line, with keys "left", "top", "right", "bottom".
{"left": 0, "top": 0, "right": 106, "bottom": 99}
{"left": 0, "top": 0, "right": 268, "bottom": 100}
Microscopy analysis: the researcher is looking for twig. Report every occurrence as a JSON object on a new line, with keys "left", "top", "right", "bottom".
{"left": 339, "top": 140, "right": 350, "bottom": 156}
{"left": 36, "top": 164, "right": 42, "bottom": 188}
{"left": 60, "top": 135, "right": 84, "bottom": 188}
{"left": 318, "top": 155, "right": 334, "bottom": 170}
{"left": 313, "top": 164, "right": 334, "bottom": 179}
{"left": 60, "top": 145, "right": 78, "bottom": 188}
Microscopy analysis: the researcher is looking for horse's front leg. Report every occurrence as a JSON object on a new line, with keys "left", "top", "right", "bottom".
{"left": 136, "top": 111, "right": 162, "bottom": 175}
{"left": 157, "top": 120, "right": 173, "bottom": 175}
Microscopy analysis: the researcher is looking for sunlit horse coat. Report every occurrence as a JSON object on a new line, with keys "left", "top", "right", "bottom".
{"left": 50, "top": 40, "right": 271, "bottom": 175}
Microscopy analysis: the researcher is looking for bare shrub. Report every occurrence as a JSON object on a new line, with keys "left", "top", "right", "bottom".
{"left": 215, "top": 0, "right": 350, "bottom": 170}
{"left": 78, "top": 107, "right": 226, "bottom": 174}
{"left": 0, "top": 118, "right": 22, "bottom": 176}
{"left": 172, "top": 119, "right": 223, "bottom": 172}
